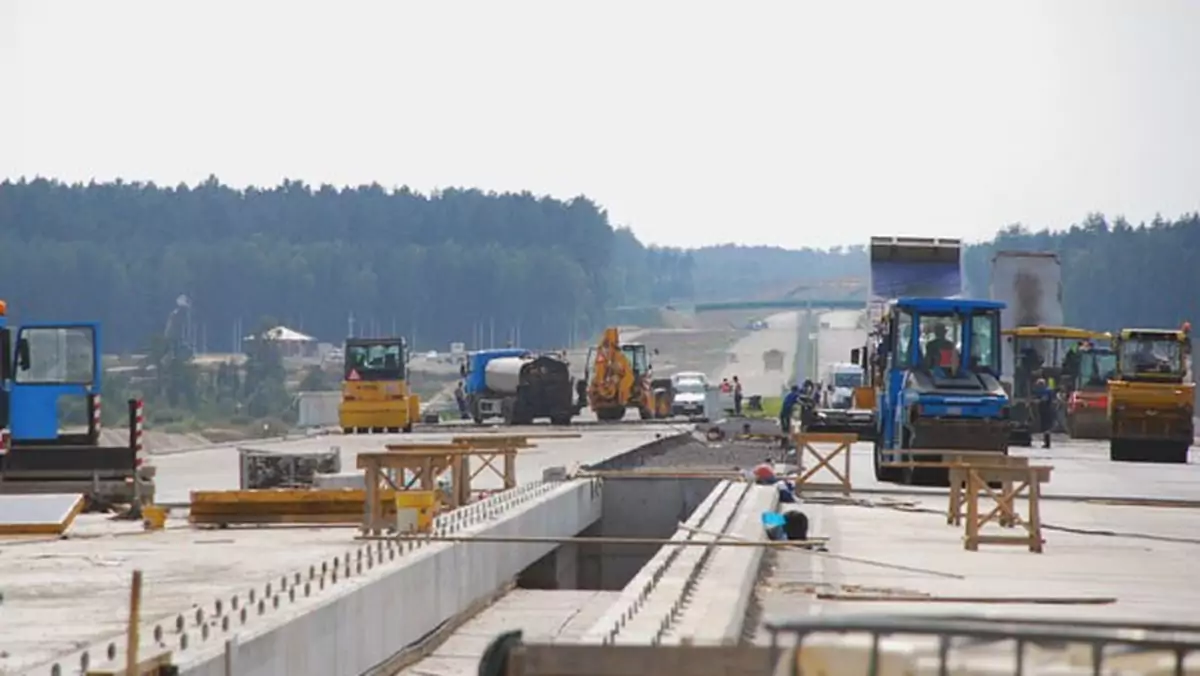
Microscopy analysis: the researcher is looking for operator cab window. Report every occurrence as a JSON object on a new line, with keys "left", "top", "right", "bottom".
{"left": 622, "top": 345, "right": 648, "bottom": 373}
{"left": 894, "top": 310, "right": 914, "bottom": 366}
{"left": 968, "top": 312, "right": 1000, "bottom": 375}
{"left": 1120, "top": 337, "right": 1182, "bottom": 377}
{"left": 345, "top": 342, "right": 405, "bottom": 381}
{"left": 15, "top": 326, "right": 96, "bottom": 385}
{"left": 918, "top": 313, "right": 962, "bottom": 374}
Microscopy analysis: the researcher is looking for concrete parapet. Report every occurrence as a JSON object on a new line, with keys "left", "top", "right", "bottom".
{"left": 666, "top": 484, "right": 778, "bottom": 644}
{"left": 583, "top": 479, "right": 769, "bottom": 646}
{"left": 51, "top": 479, "right": 603, "bottom": 676}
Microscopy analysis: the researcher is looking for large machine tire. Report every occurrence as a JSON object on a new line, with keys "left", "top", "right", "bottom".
{"left": 638, "top": 406, "right": 654, "bottom": 421}
{"left": 1009, "top": 427, "right": 1033, "bottom": 447}
{"left": 550, "top": 414, "right": 571, "bottom": 426}
{"left": 596, "top": 406, "right": 625, "bottom": 422}
{"left": 873, "top": 438, "right": 903, "bottom": 483}
{"left": 1110, "top": 438, "right": 1135, "bottom": 462}
{"left": 403, "top": 422, "right": 413, "bottom": 434}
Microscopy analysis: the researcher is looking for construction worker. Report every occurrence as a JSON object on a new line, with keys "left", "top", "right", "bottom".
{"left": 1033, "top": 377, "right": 1054, "bottom": 448}
{"left": 924, "top": 323, "right": 958, "bottom": 370}
{"left": 454, "top": 381, "right": 468, "bottom": 420}
{"left": 732, "top": 376, "right": 743, "bottom": 416}
{"left": 780, "top": 385, "right": 801, "bottom": 445}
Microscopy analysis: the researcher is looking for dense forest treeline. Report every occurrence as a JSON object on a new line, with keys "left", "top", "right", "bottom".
{"left": 1, "top": 178, "right": 1196, "bottom": 356}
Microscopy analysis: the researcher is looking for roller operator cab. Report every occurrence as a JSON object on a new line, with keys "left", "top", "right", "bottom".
{"left": 872, "top": 298, "right": 1011, "bottom": 486}
{"left": 1107, "top": 327, "right": 1194, "bottom": 464}
{"left": 1000, "top": 326, "right": 1111, "bottom": 445}
{"left": 338, "top": 337, "right": 420, "bottom": 434}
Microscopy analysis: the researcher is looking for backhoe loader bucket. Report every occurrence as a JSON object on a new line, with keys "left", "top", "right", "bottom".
{"left": 869, "top": 236, "right": 962, "bottom": 299}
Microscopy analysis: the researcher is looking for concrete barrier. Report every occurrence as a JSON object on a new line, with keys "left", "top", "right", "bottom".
{"left": 63, "top": 479, "right": 603, "bottom": 676}
{"left": 583, "top": 480, "right": 737, "bottom": 645}
{"left": 584, "top": 480, "right": 776, "bottom": 646}
{"left": 666, "top": 484, "right": 778, "bottom": 643}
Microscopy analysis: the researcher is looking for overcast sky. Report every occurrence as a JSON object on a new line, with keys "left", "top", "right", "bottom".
{"left": 3, "top": 1, "right": 1198, "bottom": 249}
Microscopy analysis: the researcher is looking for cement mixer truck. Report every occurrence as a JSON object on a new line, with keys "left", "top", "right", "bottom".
{"left": 462, "top": 350, "right": 576, "bottom": 426}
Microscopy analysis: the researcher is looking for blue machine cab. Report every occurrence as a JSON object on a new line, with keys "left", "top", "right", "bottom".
{"left": 0, "top": 299, "right": 153, "bottom": 506}
{"left": 866, "top": 296, "right": 1011, "bottom": 486}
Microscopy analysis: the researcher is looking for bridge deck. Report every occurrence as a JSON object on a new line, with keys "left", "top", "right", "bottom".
{"left": 751, "top": 439, "right": 1200, "bottom": 644}
{"left": 0, "top": 425, "right": 676, "bottom": 676}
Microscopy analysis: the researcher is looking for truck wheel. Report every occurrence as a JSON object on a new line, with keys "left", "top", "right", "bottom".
{"left": 638, "top": 407, "right": 654, "bottom": 421}
{"left": 550, "top": 415, "right": 571, "bottom": 426}
{"left": 403, "top": 423, "right": 413, "bottom": 434}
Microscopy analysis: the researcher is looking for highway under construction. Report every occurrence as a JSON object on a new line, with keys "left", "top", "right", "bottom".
{"left": 3, "top": 232, "right": 1200, "bottom": 676}
{"left": 2, "top": 421, "right": 1197, "bottom": 676}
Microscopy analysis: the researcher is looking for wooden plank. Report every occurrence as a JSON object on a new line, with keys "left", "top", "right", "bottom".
{"left": 791, "top": 432, "right": 858, "bottom": 444}
{"left": 515, "top": 644, "right": 773, "bottom": 676}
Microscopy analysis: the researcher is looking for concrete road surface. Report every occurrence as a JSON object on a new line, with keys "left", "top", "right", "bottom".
{"left": 815, "top": 309, "right": 867, "bottom": 382}
{"left": 716, "top": 311, "right": 800, "bottom": 398}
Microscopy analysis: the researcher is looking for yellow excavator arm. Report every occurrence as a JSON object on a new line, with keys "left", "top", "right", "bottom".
{"left": 589, "top": 327, "right": 635, "bottom": 409}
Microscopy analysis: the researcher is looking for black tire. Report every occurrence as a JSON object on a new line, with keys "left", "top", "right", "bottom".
{"left": 596, "top": 407, "right": 625, "bottom": 422}
{"left": 550, "top": 415, "right": 571, "bottom": 426}
{"left": 1110, "top": 438, "right": 1133, "bottom": 462}
{"left": 873, "top": 436, "right": 903, "bottom": 484}
{"left": 343, "top": 427, "right": 353, "bottom": 435}
{"left": 387, "top": 427, "right": 400, "bottom": 434}
{"left": 402, "top": 423, "right": 413, "bottom": 434}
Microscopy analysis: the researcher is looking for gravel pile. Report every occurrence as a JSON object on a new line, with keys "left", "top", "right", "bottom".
{"left": 629, "top": 434, "right": 789, "bottom": 471}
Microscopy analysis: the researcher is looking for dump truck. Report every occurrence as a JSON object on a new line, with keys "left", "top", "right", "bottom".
{"left": 338, "top": 337, "right": 420, "bottom": 434}
{"left": 0, "top": 301, "right": 155, "bottom": 507}
{"left": 584, "top": 327, "right": 654, "bottom": 421}
{"left": 861, "top": 236, "right": 1011, "bottom": 486}
{"left": 989, "top": 250, "right": 1064, "bottom": 443}
{"left": 1001, "top": 326, "right": 1108, "bottom": 445}
{"left": 1065, "top": 340, "right": 1117, "bottom": 439}
{"left": 1107, "top": 326, "right": 1194, "bottom": 464}
{"left": 464, "top": 352, "right": 575, "bottom": 426}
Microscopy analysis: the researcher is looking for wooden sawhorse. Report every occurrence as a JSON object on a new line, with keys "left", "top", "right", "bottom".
{"left": 945, "top": 453, "right": 1031, "bottom": 526}
{"left": 962, "top": 464, "right": 1053, "bottom": 553}
{"left": 358, "top": 447, "right": 460, "bottom": 536}
{"left": 790, "top": 433, "right": 857, "bottom": 495}
{"left": 450, "top": 435, "right": 533, "bottom": 500}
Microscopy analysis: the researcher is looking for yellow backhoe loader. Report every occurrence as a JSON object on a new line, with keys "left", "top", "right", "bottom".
{"left": 583, "top": 327, "right": 654, "bottom": 422}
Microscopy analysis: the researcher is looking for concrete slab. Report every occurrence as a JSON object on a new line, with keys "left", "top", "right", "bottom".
{"left": 151, "top": 425, "right": 681, "bottom": 503}
{"left": 0, "top": 517, "right": 356, "bottom": 674}
{"left": 399, "top": 589, "right": 621, "bottom": 676}
{"left": 3, "top": 427, "right": 673, "bottom": 675}
{"left": 755, "top": 445, "right": 1200, "bottom": 645}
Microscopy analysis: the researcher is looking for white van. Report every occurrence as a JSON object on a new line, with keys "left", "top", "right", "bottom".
{"left": 822, "top": 363, "right": 863, "bottom": 409}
